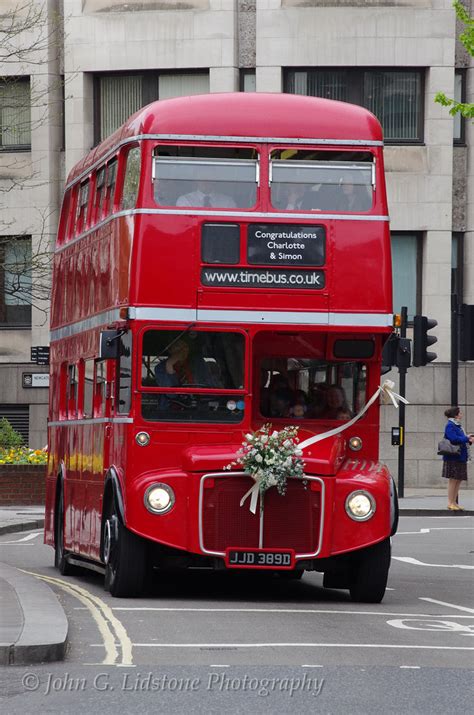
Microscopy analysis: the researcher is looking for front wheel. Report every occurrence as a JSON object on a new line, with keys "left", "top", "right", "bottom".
{"left": 349, "top": 538, "right": 391, "bottom": 603}
{"left": 103, "top": 500, "right": 147, "bottom": 598}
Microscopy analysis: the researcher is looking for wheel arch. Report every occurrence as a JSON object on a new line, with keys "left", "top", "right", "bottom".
{"left": 100, "top": 467, "right": 125, "bottom": 561}
{"left": 390, "top": 475, "right": 399, "bottom": 536}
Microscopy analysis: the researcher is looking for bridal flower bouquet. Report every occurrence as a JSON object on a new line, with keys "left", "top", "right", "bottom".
{"left": 226, "top": 424, "right": 305, "bottom": 506}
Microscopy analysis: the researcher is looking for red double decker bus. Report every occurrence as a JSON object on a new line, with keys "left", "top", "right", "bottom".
{"left": 45, "top": 93, "right": 398, "bottom": 600}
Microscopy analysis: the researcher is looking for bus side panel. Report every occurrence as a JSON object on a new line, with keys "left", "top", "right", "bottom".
{"left": 330, "top": 222, "right": 392, "bottom": 314}
{"left": 131, "top": 217, "right": 198, "bottom": 309}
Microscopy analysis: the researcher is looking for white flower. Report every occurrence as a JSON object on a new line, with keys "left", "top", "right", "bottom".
{"left": 255, "top": 454, "right": 263, "bottom": 463}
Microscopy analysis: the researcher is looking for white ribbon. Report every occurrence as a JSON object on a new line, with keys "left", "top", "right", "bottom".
{"left": 298, "top": 379, "right": 409, "bottom": 451}
{"left": 239, "top": 481, "right": 261, "bottom": 515}
{"left": 238, "top": 379, "right": 409, "bottom": 513}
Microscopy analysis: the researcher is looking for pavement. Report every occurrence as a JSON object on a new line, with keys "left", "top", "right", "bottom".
{"left": 0, "top": 488, "right": 472, "bottom": 666}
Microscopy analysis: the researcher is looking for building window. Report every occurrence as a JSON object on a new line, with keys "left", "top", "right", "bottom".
{"left": 0, "top": 78, "right": 31, "bottom": 149}
{"left": 285, "top": 69, "right": 424, "bottom": 143}
{"left": 240, "top": 70, "right": 256, "bottom": 92}
{"left": 94, "top": 71, "right": 210, "bottom": 144}
{"left": 391, "top": 233, "right": 421, "bottom": 321}
{"left": 453, "top": 70, "right": 466, "bottom": 144}
{"left": 0, "top": 236, "right": 32, "bottom": 327}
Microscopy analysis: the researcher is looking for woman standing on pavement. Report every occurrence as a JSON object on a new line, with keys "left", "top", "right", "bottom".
{"left": 442, "top": 406, "right": 473, "bottom": 511}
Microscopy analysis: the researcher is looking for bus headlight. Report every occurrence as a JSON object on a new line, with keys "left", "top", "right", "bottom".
{"left": 348, "top": 436, "right": 363, "bottom": 451}
{"left": 144, "top": 484, "right": 175, "bottom": 514}
{"left": 345, "top": 490, "right": 376, "bottom": 521}
{"left": 136, "top": 431, "right": 150, "bottom": 446}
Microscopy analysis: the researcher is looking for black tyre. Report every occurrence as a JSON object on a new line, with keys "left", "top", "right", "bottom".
{"left": 54, "top": 487, "right": 75, "bottom": 576}
{"left": 277, "top": 570, "right": 304, "bottom": 580}
{"left": 103, "top": 499, "right": 147, "bottom": 598}
{"left": 349, "top": 538, "right": 391, "bottom": 603}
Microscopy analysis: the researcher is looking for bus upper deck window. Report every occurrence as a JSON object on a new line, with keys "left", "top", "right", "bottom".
{"left": 94, "top": 361, "right": 106, "bottom": 417}
{"left": 270, "top": 150, "right": 374, "bottom": 213}
{"left": 58, "top": 190, "right": 71, "bottom": 244}
{"left": 83, "top": 359, "right": 94, "bottom": 418}
{"left": 75, "top": 180, "right": 90, "bottom": 234}
{"left": 121, "top": 146, "right": 141, "bottom": 211}
{"left": 153, "top": 146, "right": 259, "bottom": 210}
{"left": 105, "top": 160, "right": 118, "bottom": 215}
{"left": 94, "top": 167, "right": 106, "bottom": 223}
{"left": 66, "top": 364, "right": 78, "bottom": 418}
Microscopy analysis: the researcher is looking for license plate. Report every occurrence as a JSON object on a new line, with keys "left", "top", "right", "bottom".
{"left": 225, "top": 548, "right": 294, "bottom": 569}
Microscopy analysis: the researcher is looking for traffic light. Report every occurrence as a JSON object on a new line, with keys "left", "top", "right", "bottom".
{"left": 459, "top": 304, "right": 474, "bottom": 361}
{"left": 382, "top": 335, "right": 411, "bottom": 371}
{"left": 413, "top": 315, "right": 438, "bottom": 366}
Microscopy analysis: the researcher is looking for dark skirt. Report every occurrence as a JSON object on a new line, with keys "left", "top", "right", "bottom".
{"left": 442, "top": 461, "right": 468, "bottom": 481}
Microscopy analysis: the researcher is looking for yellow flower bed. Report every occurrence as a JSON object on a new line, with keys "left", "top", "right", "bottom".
{"left": 0, "top": 447, "right": 48, "bottom": 466}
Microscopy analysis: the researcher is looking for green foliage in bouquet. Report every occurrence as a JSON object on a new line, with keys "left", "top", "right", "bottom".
{"left": 227, "top": 423, "right": 305, "bottom": 497}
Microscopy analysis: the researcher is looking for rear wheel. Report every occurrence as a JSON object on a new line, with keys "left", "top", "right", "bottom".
{"left": 349, "top": 538, "right": 391, "bottom": 603}
{"left": 103, "top": 499, "right": 147, "bottom": 598}
{"left": 54, "top": 487, "right": 75, "bottom": 576}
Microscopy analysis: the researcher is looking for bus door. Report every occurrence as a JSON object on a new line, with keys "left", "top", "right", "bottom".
{"left": 108, "top": 329, "right": 132, "bottom": 482}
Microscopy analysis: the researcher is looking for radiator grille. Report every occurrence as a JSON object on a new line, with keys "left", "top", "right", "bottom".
{"left": 201, "top": 475, "right": 321, "bottom": 555}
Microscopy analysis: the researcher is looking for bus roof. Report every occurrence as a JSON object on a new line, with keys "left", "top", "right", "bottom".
{"left": 67, "top": 93, "right": 383, "bottom": 184}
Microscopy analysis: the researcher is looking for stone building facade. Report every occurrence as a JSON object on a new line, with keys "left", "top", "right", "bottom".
{"left": 0, "top": 0, "right": 472, "bottom": 487}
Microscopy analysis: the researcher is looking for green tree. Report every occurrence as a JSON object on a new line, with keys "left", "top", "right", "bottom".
{"left": 0, "top": 418, "right": 24, "bottom": 449}
{"left": 435, "top": 1, "right": 474, "bottom": 120}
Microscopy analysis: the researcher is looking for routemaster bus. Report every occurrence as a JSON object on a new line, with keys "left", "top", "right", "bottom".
{"left": 45, "top": 93, "right": 398, "bottom": 601}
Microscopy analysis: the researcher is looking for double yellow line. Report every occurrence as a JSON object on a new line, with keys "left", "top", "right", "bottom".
{"left": 20, "top": 570, "right": 133, "bottom": 666}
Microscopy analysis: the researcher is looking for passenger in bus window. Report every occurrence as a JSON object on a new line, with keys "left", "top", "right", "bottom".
{"left": 176, "top": 180, "right": 236, "bottom": 208}
{"left": 283, "top": 184, "right": 307, "bottom": 210}
{"left": 154, "top": 179, "right": 180, "bottom": 206}
{"left": 336, "top": 175, "right": 372, "bottom": 212}
{"left": 322, "top": 385, "right": 352, "bottom": 420}
{"left": 261, "top": 374, "right": 293, "bottom": 418}
{"left": 311, "top": 183, "right": 339, "bottom": 211}
{"left": 275, "top": 184, "right": 316, "bottom": 210}
{"left": 289, "top": 390, "right": 308, "bottom": 419}
{"left": 154, "top": 338, "right": 220, "bottom": 388}
{"left": 269, "top": 389, "right": 293, "bottom": 418}
{"left": 307, "top": 383, "right": 329, "bottom": 418}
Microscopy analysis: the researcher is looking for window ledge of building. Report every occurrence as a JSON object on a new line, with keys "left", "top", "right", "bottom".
{"left": 0, "top": 325, "right": 32, "bottom": 331}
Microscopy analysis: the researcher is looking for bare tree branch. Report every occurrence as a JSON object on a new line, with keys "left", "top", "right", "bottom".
{"left": 0, "top": 1, "right": 62, "bottom": 65}
{"left": 1, "top": 2, "right": 63, "bottom": 321}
